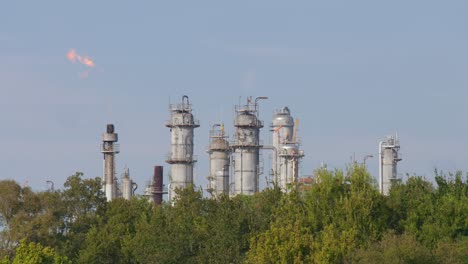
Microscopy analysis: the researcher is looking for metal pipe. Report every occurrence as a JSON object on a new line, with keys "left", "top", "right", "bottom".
{"left": 254, "top": 96, "right": 268, "bottom": 113}
{"left": 182, "top": 95, "right": 189, "bottom": 110}
{"left": 363, "top": 154, "right": 373, "bottom": 166}
{"left": 46, "top": 180, "right": 54, "bottom": 192}
{"left": 378, "top": 141, "right": 383, "bottom": 194}
{"left": 261, "top": 145, "right": 278, "bottom": 184}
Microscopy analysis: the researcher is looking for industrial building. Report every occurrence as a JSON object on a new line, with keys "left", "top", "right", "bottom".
{"left": 100, "top": 124, "right": 137, "bottom": 201}
{"left": 379, "top": 135, "right": 402, "bottom": 195}
{"left": 206, "top": 124, "right": 231, "bottom": 197}
{"left": 97, "top": 96, "right": 405, "bottom": 203}
{"left": 231, "top": 96, "right": 268, "bottom": 195}
{"left": 166, "top": 96, "right": 200, "bottom": 200}
{"left": 271, "top": 107, "right": 304, "bottom": 192}
{"left": 101, "top": 124, "right": 119, "bottom": 201}
{"left": 121, "top": 167, "right": 137, "bottom": 200}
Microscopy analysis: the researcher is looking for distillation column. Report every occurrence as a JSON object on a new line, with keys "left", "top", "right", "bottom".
{"left": 271, "top": 107, "right": 304, "bottom": 191}
{"left": 166, "top": 96, "right": 199, "bottom": 200}
{"left": 379, "top": 135, "right": 402, "bottom": 195}
{"left": 121, "top": 167, "right": 137, "bottom": 200}
{"left": 206, "top": 124, "right": 231, "bottom": 197}
{"left": 232, "top": 96, "right": 267, "bottom": 195}
{"left": 101, "top": 124, "right": 119, "bottom": 201}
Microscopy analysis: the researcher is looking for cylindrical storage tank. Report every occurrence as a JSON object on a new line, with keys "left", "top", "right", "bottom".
{"left": 170, "top": 163, "right": 193, "bottom": 189}
{"left": 271, "top": 107, "right": 294, "bottom": 185}
{"left": 233, "top": 112, "right": 262, "bottom": 195}
{"left": 121, "top": 176, "right": 132, "bottom": 200}
{"left": 231, "top": 97, "right": 266, "bottom": 196}
{"left": 144, "top": 181, "right": 155, "bottom": 203}
{"left": 382, "top": 148, "right": 397, "bottom": 195}
{"left": 278, "top": 144, "right": 300, "bottom": 191}
{"left": 170, "top": 113, "right": 194, "bottom": 160}
{"left": 166, "top": 96, "right": 199, "bottom": 200}
{"left": 272, "top": 107, "right": 294, "bottom": 145}
{"left": 208, "top": 137, "right": 230, "bottom": 197}
{"left": 234, "top": 148, "right": 258, "bottom": 195}
{"left": 379, "top": 135, "right": 401, "bottom": 196}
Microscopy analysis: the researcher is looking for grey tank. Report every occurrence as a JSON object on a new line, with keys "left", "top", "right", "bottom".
{"left": 166, "top": 96, "right": 199, "bottom": 200}
{"left": 206, "top": 124, "right": 230, "bottom": 197}
{"left": 121, "top": 167, "right": 137, "bottom": 200}
{"left": 271, "top": 107, "right": 304, "bottom": 192}
{"left": 379, "top": 135, "right": 402, "bottom": 195}
{"left": 232, "top": 98, "right": 265, "bottom": 195}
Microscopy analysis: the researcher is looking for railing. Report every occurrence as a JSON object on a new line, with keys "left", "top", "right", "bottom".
{"left": 165, "top": 153, "right": 198, "bottom": 163}
{"left": 169, "top": 103, "right": 192, "bottom": 112}
{"left": 100, "top": 143, "right": 120, "bottom": 153}
{"left": 395, "top": 152, "right": 403, "bottom": 161}
{"left": 234, "top": 104, "right": 256, "bottom": 113}
{"left": 234, "top": 118, "right": 263, "bottom": 128}
{"left": 230, "top": 139, "right": 263, "bottom": 147}
{"left": 165, "top": 118, "right": 200, "bottom": 127}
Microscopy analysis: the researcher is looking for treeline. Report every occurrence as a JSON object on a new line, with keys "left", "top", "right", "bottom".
{"left": 0, "top": 166, "right": 466, "bottom": 263}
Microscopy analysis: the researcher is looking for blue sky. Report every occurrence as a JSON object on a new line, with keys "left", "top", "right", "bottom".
{"left": 1, "top": 1, "right": 467, "bottom": 193}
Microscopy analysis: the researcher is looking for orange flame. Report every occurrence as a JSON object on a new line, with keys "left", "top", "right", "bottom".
{"left": 66, "top": 49, "right": 95, "bottom": 67}
{"left": 67, "top": 49, "right": 77, "bottom": 62}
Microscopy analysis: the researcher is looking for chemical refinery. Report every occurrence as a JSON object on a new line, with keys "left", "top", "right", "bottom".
{"left": 271, "top": 107, "right": 304, "bottom": 192}
{"left": 206, "top": 124, "right": 231, "bottom": 197}
{"left": 379, "top": 135, "right": 402, "bottom": 196}
{"left": 165, "top": 95, "right": 200, "bottom": 200}
{"left": 99, "top": 95, "right": 402, "bottom": 203}
{"left": 101, "top": 124, "right": 138, "bottom": 201}
{"left": 231, "top": 97, "right": 267, "bottom": 195}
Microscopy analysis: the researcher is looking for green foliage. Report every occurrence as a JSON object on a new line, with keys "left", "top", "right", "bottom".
{"left": 8, "top": 239, "right": 70, "bottom": 264}
{"left": 130, "top": 187, "right": 282, "bottom": 264}
{"left": 247, "top": 190, "right": 312, "bottom": 264}
{"left": 0, "top": 166, "right": 467, "bottom": 263}
{"left": 352, "top": 232, "right": 435, "bottom": 264}
{"left": 78, "top": 197, "right": 152, "bottom": 264}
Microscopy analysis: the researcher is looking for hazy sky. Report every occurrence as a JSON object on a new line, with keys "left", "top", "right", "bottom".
{"left": 1, "top": 1, "right": 467, "bottom": 193}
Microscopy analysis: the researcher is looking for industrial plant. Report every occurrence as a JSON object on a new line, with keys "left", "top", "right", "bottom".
{"left": 271, "top": 106, "right": 305, "bottom": 192}
{"left": 99, "top": 95, "right": 401, "bottom": 202}
{"left": 379, "top": 135, "right": 402, "bottom": 196}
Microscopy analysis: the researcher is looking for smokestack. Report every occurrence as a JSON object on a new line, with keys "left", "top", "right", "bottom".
{"left": 101, "top": 124, "right": 119, "bottom": 201}
{"left": 153, "top": 166, "right": 163, "bottom": 204}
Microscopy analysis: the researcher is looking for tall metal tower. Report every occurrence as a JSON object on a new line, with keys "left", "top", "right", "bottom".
{"left": 121, "top": 167, "right": 137, "bottom": 200}
{"left": 166, "top": 96, "right": 199, "bottom": 200}
{"left": 271, "top": 107, "right": 304, "bottom": 191}
{"left": 101, "top": 124, "right": 119, "bottom": 201}
{"left": 206, "top": 124, "right": 231, "bottom": 197}
{"left": 379, "top": 135, "right": 402, "bottom": 195}
{"left": 231, "top": 96, "right": 267, "bottom": 195}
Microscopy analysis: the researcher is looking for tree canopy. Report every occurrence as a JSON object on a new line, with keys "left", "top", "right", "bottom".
{"left": 0, "top": 166, "right": 466, "bottom": 263}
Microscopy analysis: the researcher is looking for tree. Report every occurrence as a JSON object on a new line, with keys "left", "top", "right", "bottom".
{"left": 58, "top": 172, "right": 106, "bottom": 260}
{"left": 352, "top": 232, "right": 435, "bottom": 264}
{"left": 247, "top": 190, "right": 313, "bottom": 264}
{"left": 8, "top": 239, "right": 70, "bottom": 264}
{"left": 78, "top": 197, "right": 152, "bottom": 264}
